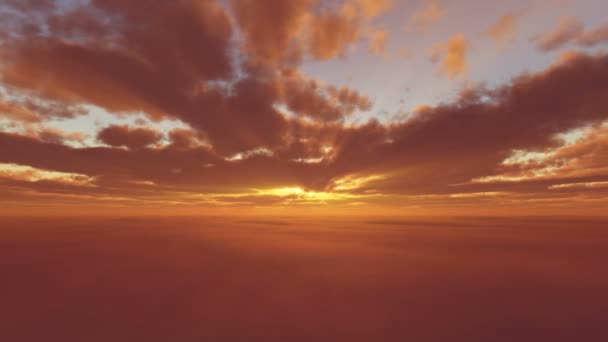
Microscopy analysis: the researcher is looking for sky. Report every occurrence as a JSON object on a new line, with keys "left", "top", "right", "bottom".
{"left": 1, "top": 0, "right": 608, "bottom": 216}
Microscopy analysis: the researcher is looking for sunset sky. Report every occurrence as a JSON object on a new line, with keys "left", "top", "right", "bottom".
{"left": 2, "top": 2, "right": 608, "bottom": 340}
{"left": 1, "top": 0, "right": 608, "bottom": 216}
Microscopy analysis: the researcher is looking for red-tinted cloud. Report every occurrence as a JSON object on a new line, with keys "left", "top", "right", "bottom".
{"left": 278, "top": 69, "right": 373, "bottom": 121}
{"left": 231, "top": 0, "right": 390, "bottom": 64}
{"left": 431, "top": 33, "right": 471, "bottom": 79}
{"left": 97, "top": 125, "right": 162, "bottom": 150}
{"left": 534, "top": 18, "right": 608, "bottom": 51}
{"left": 485, "top": 12, "right": 521, "bottom": 46}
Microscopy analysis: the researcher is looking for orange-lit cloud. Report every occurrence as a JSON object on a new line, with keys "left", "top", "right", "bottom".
{"left": 485, "top": 12, "right": 519, "bottom": 45}
{"left": 278, "top": 69, "right": 373, "bottom": 121}
{"left": 0, "top": 100, "right": 40, "bottom": 123}
{"left": 3, "top": 51, "right": 608, "bottom": 212}
{"left": 306, "top": 5, "right": 362, "bottom": 60}
{"left": 232, "top": 0, "right": 390, "bottom": 64}
{"left": 356, "top": 0, "right": 393, "bottom": 18}
{"left": 575, "top": 21, "right": 608, "bottom": 47}
{"left": 533, "top": 18, "right": 608, "bottom": 52}
{"left": 431, "top": 33, "right": 471, "bottom": 79}
{"left": 231, "top": 0, "right": 313, "bottom": 65}
{"left": 408, "top": 0, "right": 446, "bottom": 32}
{"left": 366, "top": 27, "right": 390, "bottom": 57}
{"left": 35, "top": 127, "right": 87, "bottom": 145}
{"left": 533, "top": 17, "right": 584, "bottom": 51}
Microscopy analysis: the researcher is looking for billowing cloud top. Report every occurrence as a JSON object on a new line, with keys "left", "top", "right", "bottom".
{"left": 1, "top": 0, "right": 608, "bottom": 215}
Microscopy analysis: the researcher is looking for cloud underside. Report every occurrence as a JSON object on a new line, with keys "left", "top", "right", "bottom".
{"left": 1, "top": 1, "right": 608, "bottom": 213}
{"left": 534, "top": 18, "right": 608, "bottom": 51}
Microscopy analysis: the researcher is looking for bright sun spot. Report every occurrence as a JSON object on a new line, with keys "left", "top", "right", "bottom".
{"left": 254, "top": 186, "right": 364, "bottom": 203}
{"left": 256, "top": 187, "right": 306, "bottom": 197}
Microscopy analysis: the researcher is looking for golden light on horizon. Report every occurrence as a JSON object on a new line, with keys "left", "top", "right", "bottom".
{"left": 0, "top": 0, "right": 608, "bottom": 217}
{"left": 254, "top": 186, "right": 365, "bottom": 203}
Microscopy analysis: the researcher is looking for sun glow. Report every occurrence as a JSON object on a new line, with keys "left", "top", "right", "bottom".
{"left": 253, "top": 186, "right": 364, "bottom": 203}
{"left": 256, "top": 187, "right": 306, "bottom": 197}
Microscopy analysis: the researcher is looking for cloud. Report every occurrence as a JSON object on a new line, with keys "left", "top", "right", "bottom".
{"left": 306, "top": 5, "right": 363, "bottom": 60}
{"left": 35, "top": 127, "right": 87, "bottom": 145}
{"left": 507, "top": 124, "right": 608, "bottom": 182}
{"left": 0, "top": 91, "right": 86, "bottom": 122}
{"left": 2, "top": 1, "right": 608, "bottom": 212}
{"left": 168, "top": 129, "right": 209, "bottom": 150}
{"left": 0, "top": 100, "right": 41, "bottom": 123}
{"left": 231, "top": 0, "right": 389, "bottom": 64}
{"left": 366, "top": 27, "right": 390, "bottom": 56}
{"left": 355, "top": 0, "right": 393, "bottom": 18}
{"left": 278, "top": 69, "right": 373, "bottom": 121}
{"left": 0, "top": 0, "right": 285, "bottom": 155}
{"left": 322, "top": 53, "right": 608, "bottom": 198}
{"left": 408, "top": 0, "right": 446, "bottom": 32}
{"left": 485, "top": 12, "right": 519, "bottom": 45}
{"left": 576, "top": 21, "right": 608, "bottom": 47}
{"left": 3, "top": 52, "right": 608, "bottom": 208}
{"left": 230, "top": 0, "right": 314, "bottom": 65}
{"left": 533, "top": 17, "right": 584, "bottom": 51}
{"left": 0, "top": 0, "right": 388, "bottom": 156}
{"left": 533, "top": 18, "right": 608, "bottom": 52}
{"left": 97, "top": 125, "right": 162, "bottom": 150}
{"left": 305, "top": 1, "right": 392, "bottom": 60}
{"left": 0, "top": 162, "right": 93, "bottom": 187}
{"left": 431, "top": 33, "right": 471, "bottom": 79}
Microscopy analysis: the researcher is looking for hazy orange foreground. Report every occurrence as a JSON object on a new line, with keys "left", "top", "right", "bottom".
{"left": 1, "top": 216, "right": 607, "bottom": 341}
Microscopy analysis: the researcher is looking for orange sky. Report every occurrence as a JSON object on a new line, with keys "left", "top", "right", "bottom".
{"left": 1, "top": 0, "right": 608, "bottom": 216}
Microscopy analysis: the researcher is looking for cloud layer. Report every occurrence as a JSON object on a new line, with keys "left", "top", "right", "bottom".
{"left": 1, "top": 0, "right": 608, "bottom": 214}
